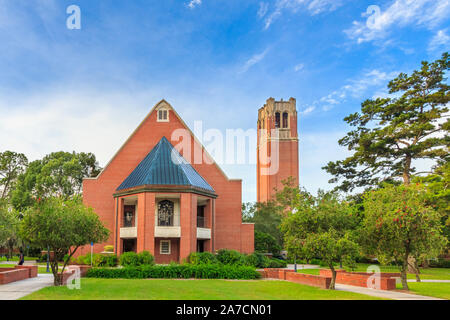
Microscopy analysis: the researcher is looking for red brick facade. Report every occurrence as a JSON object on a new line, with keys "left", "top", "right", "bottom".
{"left": 80, "top": 100, "right": 254, "bottom": 263}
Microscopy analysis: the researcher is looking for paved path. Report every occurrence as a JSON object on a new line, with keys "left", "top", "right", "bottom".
{"left": 0, "top": 274, "right": 53, "bottom": 300}
{"left": 335, "top": 283, "right": 444, "bottom": 300}
{"left": 286, "top": 264, "right": 320, "bottom": 270}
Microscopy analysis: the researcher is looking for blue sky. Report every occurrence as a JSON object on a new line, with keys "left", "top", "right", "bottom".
{"left": 0, "top": 0, "right": 449, "bottom": 202}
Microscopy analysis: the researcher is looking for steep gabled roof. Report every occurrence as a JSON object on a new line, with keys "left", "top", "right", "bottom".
{"left": 116, "top": 136, "right": 215, "bottom": 193}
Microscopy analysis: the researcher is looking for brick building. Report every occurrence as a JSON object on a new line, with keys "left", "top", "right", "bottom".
{"left": 80, "top": 100, "right": 254, "bottom": 263}
{"left": 257, "top": 98, "right": 299, "bottom": 203}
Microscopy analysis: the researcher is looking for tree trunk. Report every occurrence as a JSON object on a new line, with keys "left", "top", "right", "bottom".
{"left": 401, "top": 257, "right": 409, "bottom": 290}
{"left": 53, "top": 273, "right": 63, "bottom": 286}
{"left": 329, "top": 266, "right": 336, "bottom": 290}
{"left": 403, "top": 156, "right": 412, "bottom": 185}
{"left": 407, "top": 256, "right": 421, "bottom": 282}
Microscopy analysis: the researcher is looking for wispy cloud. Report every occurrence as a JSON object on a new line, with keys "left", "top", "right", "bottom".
{"left": 239, "top": 48, "right": 270, "bottom": 73}
{"left": 345, "top": 0, "right": 450, "bottom": 44}
{"left": 428, "top": 29, "right": 450, "bottom": 53}
{"left": 312, "top": 69, "right": 399, "bottom": 112}
{"left": 187, "top": 0, "right": 202, "bottom": 9}
{"left": 259, "top": 0, "right": 344, "bottom": 30}
{"left": 294, "top": 63, "right": 305, "bottom": 72}
{"left": 300, "top": 106, "right": 315, "bottom": 115}
{"left": 258, "top": 2, "right": 269, "bottom": 18}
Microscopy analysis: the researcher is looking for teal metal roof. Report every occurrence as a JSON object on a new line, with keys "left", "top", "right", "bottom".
{"left": 116, "top": 137, "right": 215, "bottom": 193}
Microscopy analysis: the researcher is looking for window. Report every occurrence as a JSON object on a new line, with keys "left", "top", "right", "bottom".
{"left": 160, "top": 240, "right": 171, "bottom": 255}
{"left": 123, "top": 205, "right": 135, "bottom": 227}
{"left": 157, "top": 109, "right": 169, "bottom": 122}
{"left": 275, "top": 112, "right": 280, "bottom": 128}
{"left": 158, "top": 200, "right": 174, "bottom": 226}
{"left": 283, "top": 112, "right": 289, "bottom": 128}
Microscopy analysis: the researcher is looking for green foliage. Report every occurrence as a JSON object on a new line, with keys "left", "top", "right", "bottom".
{"left": 0, "top": 151, "right": 28, "bottom": 200}
{"left": 428, "top": 259, "right": 450, "bottom": 268}
{"left": 11, "top": 151, "right": 101, "bottom": 210}
{"left": 360, "top": 183, "right": 448, "bottom": 289}
{"left": 244, "top": 253, "right": 270, "bottom": 268}
{"left": 103, "top": 245, "right": 114, "bottom": 253}
{"left": 216, "top": 249, "right": 245, "bottom": 266}
{"left": 86, "top": 264, "right": 261, "bottom": 280}
{"left": 187, "top": 252, "right": 217, "bottom": 265}
{"left": 137, "top": 251, "right": 155, "bottom": 266}
{"left": 280, "top": 190, "right": 360, "bottom": 289}
{"left": 324, "top": 53, "right": 450, "bottom": 192}
{"left": 73, "top": 253, "right": 118, "bottom": 267}
{"left": 119, "top": 251, "right": 155, "bottom": 267}
{"left": 254, "top": 231, "right": 281, "bottom": 254}
{"left": 19, "top": 197, "right": 110, "bottom": 285}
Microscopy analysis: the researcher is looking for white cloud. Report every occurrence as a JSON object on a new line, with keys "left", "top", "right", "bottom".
{"left": 294, "top": 63, "right": 305, "bottom": 72}
{"left": 428, "top": 29, "right": 450, "bottom": 53}
{"left": 239, "top": 48, "right": 269, "bottom": 73}
{"left": 311, "top": 69, "right": 398, "bottom": 112}
{"left": 345, "top": 0, "right": 450, "bottom": 44}
{"left": 187, "top": 0, "right": 202, "bottom": 9}
{"left": 257, "top": 2, "right": 269, "bottom": 18}
{"left": 299, "top": 106, "right": 315, "bottom": 115}
{"left": 262, "top": 0, "right": 343, "bottom": 30}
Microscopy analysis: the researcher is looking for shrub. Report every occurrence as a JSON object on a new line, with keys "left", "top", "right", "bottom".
{"left": 216, "top": 249, "right": 245, "bottom": 266}
{"left": 119, "top": 252, "right": 140, "bottom": 267}
{"left": 104, "top": 245, "right": 114, "bottom": 253}
{"left": 267, "top": 258, "right": 287, "bottom": 268}
{"left": 187, "top": 252, "right": 218, "bottom": 265}
{"left": 137, "top": 251, "right": 155, "bottom": 266}
{"left": 429, "top": 258, "right": 450, "bottom": 268}
{"left": 86, "top": 264, "right": 261, "bottom": 280}
{"left": 244, "top": 253, "right": 270, "bottom": 268}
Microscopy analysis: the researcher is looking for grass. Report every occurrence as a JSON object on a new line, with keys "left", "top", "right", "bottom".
{"left": 0, "top": 256, "right": 38, "bottom": 262}
{"left": 297, "top": 264, "right": 450, "bottom": 280}
{"left": 21, "top": 278, "right": 384, "bottom": 300}
{"left": 397, "top": 282, "right": 450, "bottom": 300}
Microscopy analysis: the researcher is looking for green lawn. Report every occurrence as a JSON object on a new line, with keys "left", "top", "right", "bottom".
{"left": 21, "top": 278, "right": 384, "bottom": 300}
{"left": 297, "top": 264, "right": 450, "bottom": 280}
{"left": 397, "top": 282, "right": 450, "bottom": 300}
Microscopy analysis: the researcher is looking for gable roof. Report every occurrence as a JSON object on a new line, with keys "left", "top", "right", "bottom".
{"left": 85, "top": 100, "right": 241, "bottom": 184}
{"left": 116, "top": 136, "right": 215, "bottom": 193}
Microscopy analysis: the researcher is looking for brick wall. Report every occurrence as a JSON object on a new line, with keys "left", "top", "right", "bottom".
{"left": 319, "top": 269, "right": 398, "bottom": 290}
{"left": 0, "top": 268, "right": 31, "bottom": 285}
{"left": 260, "top": 268, "right": 331, "bottom": 290}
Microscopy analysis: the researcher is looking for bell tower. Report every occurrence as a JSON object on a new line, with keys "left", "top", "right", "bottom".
{"left": 257, "top": 97, "right": 299, "bottom": 203}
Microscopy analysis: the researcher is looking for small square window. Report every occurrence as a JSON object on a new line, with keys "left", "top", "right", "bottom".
{"left": 160, "top": 240, "right": 171, "bottom": 255}
{"left": 158, "top": 109, "right": 169, "bottom": 122}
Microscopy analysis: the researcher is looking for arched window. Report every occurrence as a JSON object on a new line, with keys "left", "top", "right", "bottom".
{"left": 275, "top": 112, "right": 281, "bottom": 128}
{"left": 283, "top": 112, "right": 289, "bottom": 128}
{"left": 158, "top": 200, "right": 174, "bottom": 226}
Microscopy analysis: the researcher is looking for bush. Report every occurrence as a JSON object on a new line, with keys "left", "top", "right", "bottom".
{"left": 104, "top": 245, "right": 114, "bottom": 253}
{"left": 429, "top": 258, "right": 450, "bottom": 268}
{"left": 137, "top": 251, "right": 155, "bottom": 266}
{"left": 216, "top": 249, "right": 245, "bottom": 266}
{"left": 87, "top": 264, "right": 261, "bottom": 280}
{"left": 244, "top": 253, "right": 270, "bottom": 268}
{"left": 187, "top": 252, "right": 218, "bottom": 265}
{"left": 119, "top": 252, "right": 140, "bottom": 267}
{"left": 267, "top": 258, "right": 287, "bottom": 268}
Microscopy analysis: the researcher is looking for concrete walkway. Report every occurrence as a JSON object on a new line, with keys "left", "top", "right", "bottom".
{"left": 335, "top": 283, "right": 444, "bottom": 300}
{"left": 286, "top": 264, "right": 320, "bottom": 270}
{"left": 407, "top": 279, "right": 450, "bottom": 283}
{"left": 0, "top": 274, "right": 53, "bottom": 300}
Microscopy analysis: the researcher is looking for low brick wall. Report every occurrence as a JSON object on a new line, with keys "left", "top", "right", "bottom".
{"left": 60, "top": 265, "right": 92, "bottom": 285}
{"left": 319, "top": 269, "right": 398, "bottom": 290}
{"left": 0, "top": 268, "right": 30, "bottom": 285}
{"left": 15, "top": 265, "right": 38, "bottom": 278}
{"left": 260, "top": 268, "right": 331, "bottom": 289}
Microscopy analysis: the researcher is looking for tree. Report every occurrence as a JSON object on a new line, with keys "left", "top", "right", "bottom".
{"left": 12, "top": 151, "right": 101, "bottom": 210}
{"left": 324, "top": 53, "right": 450, "bottom": 192}
{"left": 20, "top": 197, "right": 109, "bottom": 286}
{"left": 281, "top": 191, "right": 359, "bottom": 289}
{"left": 0, "top": 200, "right": 21, "bottom": 260}
{"left": 0, "top": 151, "right": 28, "bottom": 200}
{"left": 254, "top": 231, "right": 281, "bottom": 255}
{"left": 360, "top": 184, "right": 447, "bottom": 290}
{"left": 242, "top": 201, "right": 284, "bottom": 248}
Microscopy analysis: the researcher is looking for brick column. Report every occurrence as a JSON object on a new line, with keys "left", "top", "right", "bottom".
{"left": 204, "top": 198, "right": 213, "bottom": 252}
{"left": 137, "top": 192, "right": 156, "bottom": 254}
{"left": 116, "top": 198, "right": 124, "bottom": 256}
{"left": 180, "top": 193, "right": 197, "bottom": 261}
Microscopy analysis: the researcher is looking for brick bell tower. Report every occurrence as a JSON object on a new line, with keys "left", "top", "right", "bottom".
{"left": 257, "top": 97, "right": 299, "bottom": 203}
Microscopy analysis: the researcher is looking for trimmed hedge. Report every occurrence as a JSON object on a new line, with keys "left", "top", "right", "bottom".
{"left": 86, "top": 264, "right": 261, "bottom": 280}
{"left": 119, "top": 251, "right": 155, "bottom": 267}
